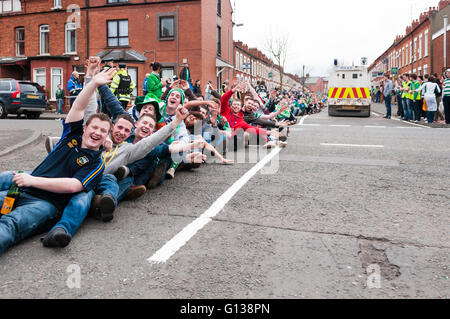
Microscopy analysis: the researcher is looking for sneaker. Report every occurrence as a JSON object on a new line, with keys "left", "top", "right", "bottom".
{"left": 115, "top": 165, "right": 130, "bottom": 181}
{"left": 277, "top": 141, "right": 288, "bottom": 149}
{"left": 147, "top": 162, "right": 166, "bottom": 189}
{"left": 263, "top": 141, "right": 277, "bottom": 149}
{"left": 124, "top": 185, "right": 147, "bottom": 201}
{"left": 41, "top": 227, "right": 72, "bottom": 248}
{"left": 166, "top": 168, "right": 176, "bottom": 179}
{"left": 279, "top": 135, "right": 288, "bottom": 142}
{"left": 93, "top": 194, "right": 116, "bottom": 223}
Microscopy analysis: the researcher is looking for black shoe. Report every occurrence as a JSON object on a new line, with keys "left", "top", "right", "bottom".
{"left": 41, "top": 227, "right": 72, "bottom": 248}
{"left": 147, "top": 162, "right": 167, "bottom": 189}
{"left": 279, "top": 135, "right": 288, "bottom": 142}
{"left": 114, "top": 165, "right": 130, "bottom": 181}
{"left": 93, "top": 194, "right": 116, "bottom": 223}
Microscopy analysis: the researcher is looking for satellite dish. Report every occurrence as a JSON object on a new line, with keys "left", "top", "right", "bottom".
{"left": 361, "top": 57, "right": 368, "bottom": 65}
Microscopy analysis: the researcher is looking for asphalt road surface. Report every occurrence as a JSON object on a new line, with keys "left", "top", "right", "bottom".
{"left": 0, "top": 109, "right": 449, "bottom": 299}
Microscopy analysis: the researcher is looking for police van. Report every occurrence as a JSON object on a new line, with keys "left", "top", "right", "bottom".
{"left": 327, "top": 61, "right": 371, "bottom": 117}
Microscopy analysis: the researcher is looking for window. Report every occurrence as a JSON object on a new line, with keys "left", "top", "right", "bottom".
{"left": 51, "top": 68, "right": 63, "bottom": 100}
{"left": 159, "top": 16, "right": 174, "bottom": 39}
{"left": 65, "top": 23, "right": 77, "bottom": 53}
{"left": 423, "top": 64, "right": 428, "bottom": 75}
{"left": 409, "top": 41, "right": 412, "bottom": 63}
{"left": 217, "top": 0, "right": 221, "bottom": 16}
{"left": 0, "top": 80, "right": 11, "bottom": 91}
{"left": 0, "top": 0, "right": 21, "bottom": 13}
{"left": 352, "top": 74, "right": 358, "bottom": 79}
{"left": 161, "top": 67, "right": 174, "bottom": 82}
{"left": 217, "top": 25, "right": 222, "bottom": 56}
{"left": 235, "top": 52, "right": 239, "bottom": 69}
{"left": 53, "top": 0, "right": 62, "bottom": 8}
{"left": 418, "top": 34, "right": 423, "bottom": 59}
{"left": 15, "top": 27, "right": 25, "bottom": 56}
{"left": 107, "top": 20, "right": 128, "bottom": 47}
{"left": 40, "top": 25, "right": 50, "bottom": 55}
{"left": 413, "top": 38, "right": 417, "bottom": 61}
{"left": 107, "top": 0, "right": 128, "bottom": 3}
{"left": 424, "top": 30, "right": 429, "bottom": 57}
{"left": 33, "top": 68, "right": 46, "bottom": 88}
{"left": 127, "top": 67, "right": 138, "bottom": 97}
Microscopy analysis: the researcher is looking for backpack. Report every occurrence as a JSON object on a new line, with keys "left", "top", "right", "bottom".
{"left": 117, "top": 74, "right": 132, "bottom": 95}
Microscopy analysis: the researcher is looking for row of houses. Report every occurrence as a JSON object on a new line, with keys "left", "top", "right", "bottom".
{"left": 368, "top": 0, "right": 450, "bottom": 87}
{"left": 0, "top": 0, "right": 302, "bottom": 105}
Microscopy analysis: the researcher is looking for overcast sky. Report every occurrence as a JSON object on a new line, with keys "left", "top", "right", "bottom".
{"left": 233, "top": 0, "right": 440, "bottom": 77}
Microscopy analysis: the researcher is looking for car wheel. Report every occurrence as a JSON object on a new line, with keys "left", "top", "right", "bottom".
{"left": 0, "top": 103, "right": 7, "bottom": 119}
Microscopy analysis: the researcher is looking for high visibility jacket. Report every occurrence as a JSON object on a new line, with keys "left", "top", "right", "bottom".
{"left": 401, "top": 81, "right": 409, "bottom": 99}
{"left": 412, "top": 81, "right": 421, "bottom": 100}
{"left": 110, "top": 70, "right": 136, "bottom": 102}
{"left": 405, "top": 81, "right": 413, "bottom": 100}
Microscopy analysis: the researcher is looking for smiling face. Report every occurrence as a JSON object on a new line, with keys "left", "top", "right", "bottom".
{"left": 111, "top": 118, "right": 134, "bottom": 145}
{"left": 184, "top": 114, "right": 201, "bottom": 129}
{"left": 231, "top": 100, "right": 242, "bottom": 114}
{"left": 82, "top": 118, "right": 111, "bottom": 150}
{"left": 139, "top": 103, "right": 157, "bottom": 122}
{"left": 166, "top": 91, "right": 183, "bottom": 114}
{"left": 135, "top": 115, "right": 156, "bottom": 140}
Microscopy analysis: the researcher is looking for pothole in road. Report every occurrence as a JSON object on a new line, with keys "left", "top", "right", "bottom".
{"left": 358, "top": 239, "right": 401, "bottom": 281}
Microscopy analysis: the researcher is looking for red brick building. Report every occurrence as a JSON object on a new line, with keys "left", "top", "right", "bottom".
{"left": 0, "top": 0, "right": 234, "bottom": 107}
{"left": 369, "top": 0, "right": 449, "bottom": 86}
{"left": 233, "top": 40, "right": 301, "bottom": 92}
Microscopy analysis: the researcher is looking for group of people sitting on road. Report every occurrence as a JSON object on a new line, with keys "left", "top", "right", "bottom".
{"left": 0, "top": 57, "right": 326, "bottom": 257}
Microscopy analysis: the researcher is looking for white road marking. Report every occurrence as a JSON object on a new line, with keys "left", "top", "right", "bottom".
{"left": 365, "top": 125, "right": 386, "bottom": 128}
{"left": 298, "top": 115, "right": 309, "bottom": 126}
{"left": 147, "top": 147, "right": 283, "bottom": 264}
{"left": 302, "top": 124, "right": 321, "bottom": 126}
{"left": 330, "top": 125, "right": 351, "bottom": 127}
{"left": 390, "top": 117, "right": 429, "bottom": 128}
{"left": 321, "top": 143, "right": 384, "bottom": 148}
{"left": 371, "top": 112, "right": 380, "bottom": 117}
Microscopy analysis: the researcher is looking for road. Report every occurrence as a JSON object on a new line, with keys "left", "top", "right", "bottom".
{"left": 0, "top": 108, "right": 449, "bottom": 299}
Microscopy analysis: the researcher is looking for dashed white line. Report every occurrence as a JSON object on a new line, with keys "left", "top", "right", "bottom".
{"left": 147, "top": 147, "right": 283, "bottom": 264}
{"left": 321, "top": 143, "right": 385, "bottom": 148}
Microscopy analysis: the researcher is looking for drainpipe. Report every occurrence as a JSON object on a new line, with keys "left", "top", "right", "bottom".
{"left": 85, "top": 0, "right": 90, "bottom": 60}
{"left": 444, "top": 15, "right": 448, "bottom": 70}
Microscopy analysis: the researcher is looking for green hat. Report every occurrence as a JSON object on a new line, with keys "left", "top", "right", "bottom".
{"left": 135, "top": 95, "right": 162, "bottom": 123}
{"left": 165, "top": 88, "right": 185, "bottom": 105}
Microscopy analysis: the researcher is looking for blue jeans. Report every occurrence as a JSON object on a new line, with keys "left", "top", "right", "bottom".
{"left": 50, "top": 174, "right": 119, "bottom": 237}
{"left": 128, "top": 144, "right": 170, "bottom": 187}
{"left": 426, "top": 111, "right": 435, "bottom": 123}
{"left": 57, "top": 99, "right": 64, "bottom": 114}
{"left": 403, "top": 99, "right": 413, "bottom": 121}
{"left": 384, "top": 94, "right": 392, "bottom": 117}
{"left": 0, "top": 192, "right": 60, "bottom": 256}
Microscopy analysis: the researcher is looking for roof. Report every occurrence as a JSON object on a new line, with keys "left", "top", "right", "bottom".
{"left": 96, "top": 49, "right": 147, "bottom": 63}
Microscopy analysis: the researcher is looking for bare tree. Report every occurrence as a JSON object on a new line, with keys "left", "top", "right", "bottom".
{"left": 265, "top": 33, "right": 289, "bottom": 90}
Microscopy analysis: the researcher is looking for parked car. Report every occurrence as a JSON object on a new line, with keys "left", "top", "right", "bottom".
{"left": 0, "top": 78, "right": 48, "bottom": 119}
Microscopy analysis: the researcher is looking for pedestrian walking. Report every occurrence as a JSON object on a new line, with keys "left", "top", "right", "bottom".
{"left": 67, "top": 71, "right": 83, "bottom": 107}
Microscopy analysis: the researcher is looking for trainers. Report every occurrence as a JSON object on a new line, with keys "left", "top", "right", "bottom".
{"left": 278, "top": 141, "right": 288, "bottom": 149}
{"left": 115, "top": 165, "right": 130, "bottom": 181}
{"left": 45, "top": 136, "right": 59, "bottom": 154}
{"left": 263, "top": 141, "right": 277, "bottom": 149}
{"left": 124, "top": 185, "right": 147, "bottom": 201}
{"left": 166, "top": 168, "right": 176, "bottom": 179}
{"left": 147, "top": 162, "right": 166, "bottom": 189}
{"left": 279, "top": 135, "right": 288, "bottom": 142}
{"left": 93, "top": 194, "right": 116, "bottom": 223}
{"left": 41, "top": 227, "right": 72, "bottom": 248}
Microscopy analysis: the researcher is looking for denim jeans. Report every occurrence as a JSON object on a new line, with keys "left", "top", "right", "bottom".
{"left": 128, "top": 144, "right": 170, "bottom": 187}
{"left": 0, "top": 192, "right": 60, "bottom": 256}
{"left": 443, "top": 96, "right": 450, "bottom": 124}
{"left": 50, "top": 174, "right": 119, "bottom": 237}
{"left": 384, "top": 94, "right": 392, "bottom": 117}
{"left": 403, "top": 99, "right": 413, "bottom": 121}
{"left": 426, "top": 111, "right": 436, "bottom": 123}
{"left": 397, "top": 95, "right": 404, "bottom": 117}
{"left": 57, "top": 99, "right": 64, "bottom": 114}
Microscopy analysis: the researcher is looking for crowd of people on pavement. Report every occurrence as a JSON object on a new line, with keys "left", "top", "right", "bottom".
{"left": 0, "top": 56, "right": 326, "bottom": 257}
{"left": 376, "top": 70, "right": 450, "bottom": 124}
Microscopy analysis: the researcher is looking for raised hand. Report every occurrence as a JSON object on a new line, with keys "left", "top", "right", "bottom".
{"left": 93, "top": 68, "right": 117, "bottom": 87}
